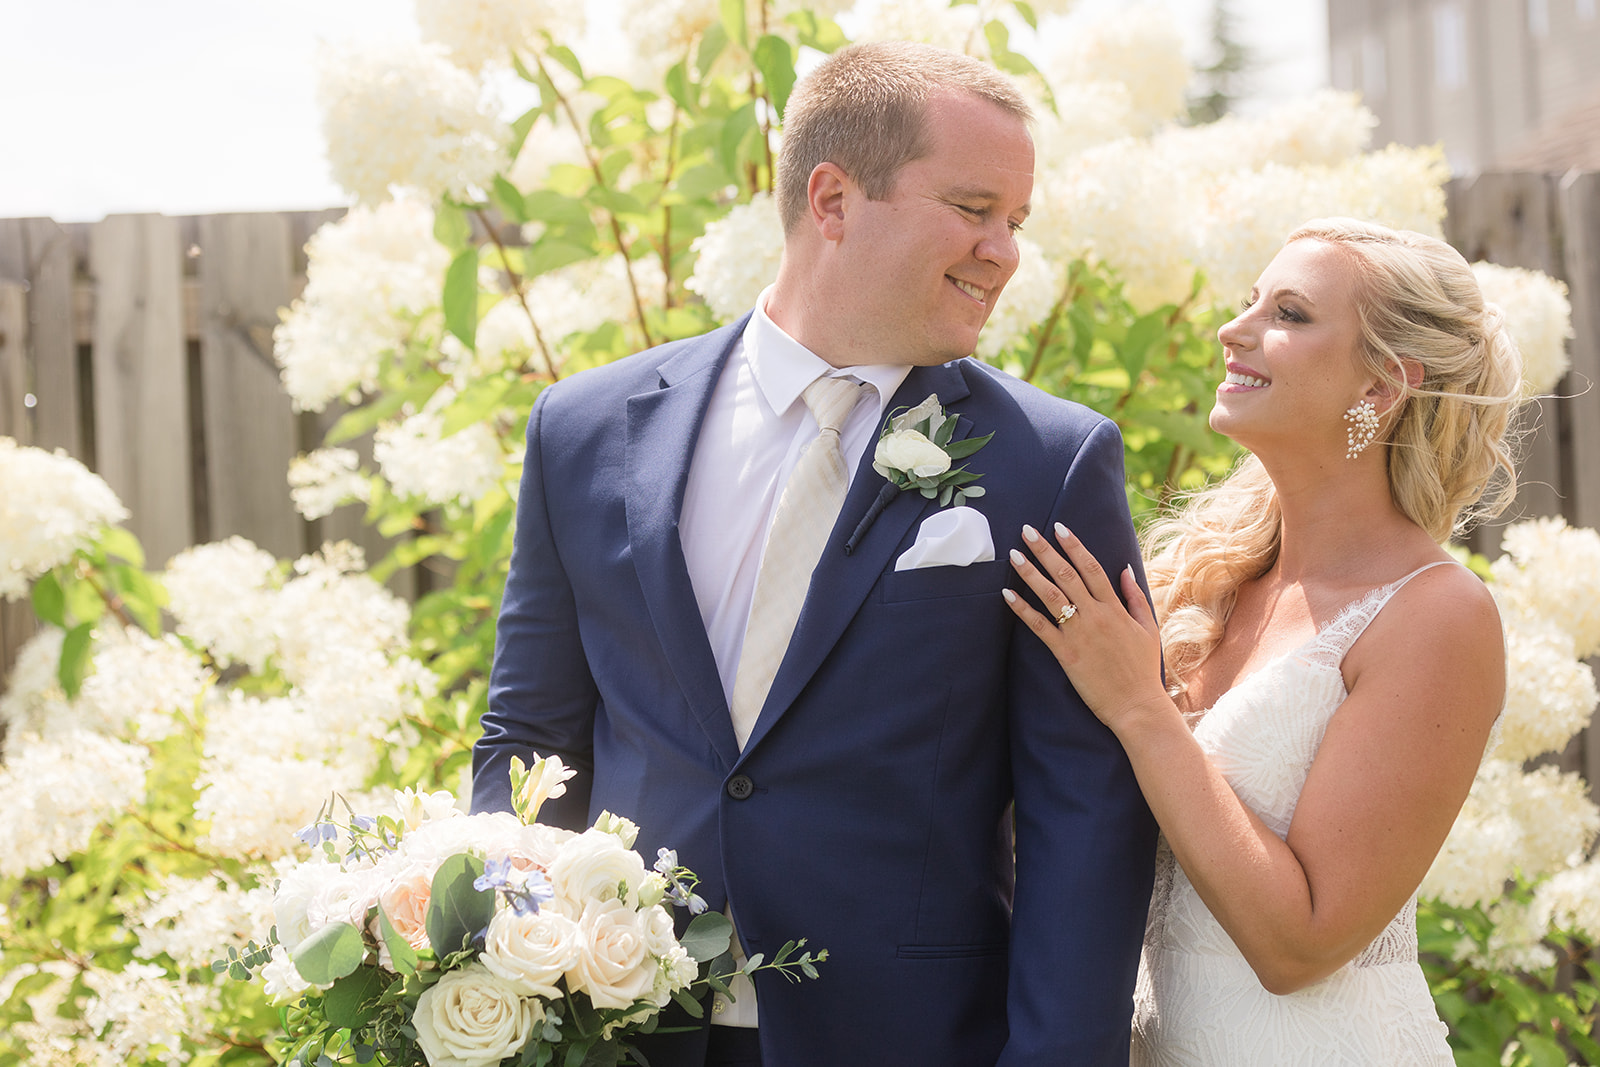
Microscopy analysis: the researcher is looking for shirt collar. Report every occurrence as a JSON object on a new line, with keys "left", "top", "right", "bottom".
{"left": 744, "top": 286, "right": 913, "bottom": 422}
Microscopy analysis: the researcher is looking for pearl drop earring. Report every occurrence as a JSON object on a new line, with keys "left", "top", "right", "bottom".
{"left": 1344, "top": 400, "right": 1379, "bottom": 459}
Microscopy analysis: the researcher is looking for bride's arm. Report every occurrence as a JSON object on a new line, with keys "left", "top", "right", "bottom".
{"left": 1004, "top": 525, "right": 1504, "bottom": 994}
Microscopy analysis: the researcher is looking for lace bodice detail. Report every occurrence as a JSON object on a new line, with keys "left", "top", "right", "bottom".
{"left": 1132, "top": 563, "right": 1458, "bottom": 1065}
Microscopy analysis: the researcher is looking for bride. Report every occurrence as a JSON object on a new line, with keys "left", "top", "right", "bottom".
{"left": 1004, "top": 218, "right": 1522, "bottom": 1063}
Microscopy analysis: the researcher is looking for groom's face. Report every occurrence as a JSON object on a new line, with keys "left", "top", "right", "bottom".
{"left": 833, "top": 90, "right": 1034, "bottom": 366}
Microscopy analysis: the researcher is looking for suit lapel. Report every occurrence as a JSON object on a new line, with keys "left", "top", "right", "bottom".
{"left": 625, "top": 320, "right": 748, "bottom": 769}
{"left": 740, "top": 361, "right": 977, "bottom": 756}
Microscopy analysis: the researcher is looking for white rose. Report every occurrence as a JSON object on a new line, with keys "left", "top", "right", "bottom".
{"left": 874, "top": 429, "right": 952, "bottom": 479}
{"left": 304, "top": 867, "right": 380, "bottom": 932}
{"left": 273, "top": 860, "right": 334, "bottom": 951}
{"left": 566, "top": 898, "right": 656, "bottom": 1009}
{"left": 481, "top": 907, "right": 582, "bottom": 999}
{"left": 546, "top": 828, "right": 650, "bottom": 910}
{"left": 413, "top": 963, "right": 539, "bottom": 1067}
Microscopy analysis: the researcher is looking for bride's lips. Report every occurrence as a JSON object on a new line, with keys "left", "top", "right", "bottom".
{"left": 1218, "top": 363, "right": 1269, "bottom": 392}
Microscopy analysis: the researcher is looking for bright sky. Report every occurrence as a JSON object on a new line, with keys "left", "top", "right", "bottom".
{"left": 0, "top": 0, "right": 1326, "bottom": 223}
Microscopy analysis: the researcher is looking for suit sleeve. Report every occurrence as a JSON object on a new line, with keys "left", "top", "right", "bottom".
{"left": 999, "top": 417, "right": 1159, "bottom": 1065}
{"left": 470, "top": 386, "right": 597, "bottom": 827}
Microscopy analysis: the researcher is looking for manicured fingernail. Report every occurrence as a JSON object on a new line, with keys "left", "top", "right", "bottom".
{"left": 1054, "top": 523, "right": 1070, "bottom": 540}
{"left": 1002, "top": 588, "right": 1017, "bottom": 603}
{"left": 1009, "top": 549, "right": 1025, "bottom": 565}
{"left": 1022, "top": 524, "right": 1040, "bottom": 542}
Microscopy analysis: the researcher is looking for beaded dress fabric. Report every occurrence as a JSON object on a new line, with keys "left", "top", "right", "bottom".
{"left": 1131, "top": 562, "right": 1460, "bottom": 1066}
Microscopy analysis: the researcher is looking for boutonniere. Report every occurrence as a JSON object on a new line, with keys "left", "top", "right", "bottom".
{"left": 844, "top": 394, "right": 992, "bottom": 554}
{"left": 872, "top": 394, "right": 993, "bottom": 506}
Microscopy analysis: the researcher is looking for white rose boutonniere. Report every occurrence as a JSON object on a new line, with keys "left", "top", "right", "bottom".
{"left": 871, "top": 394, "right": 992, "bottom": 508}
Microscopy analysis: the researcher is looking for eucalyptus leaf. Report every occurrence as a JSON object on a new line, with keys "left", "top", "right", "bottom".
{"left": 377, "top": 907, "right": 420, "bottom": 977}
{"left": 679, "top": 911, "right": 733, "bottom": 962}
{"left": 425, "top": 853, "right": 493, "bottom": 958}
{"left": 944, "top": 431, "right": 993, "bottom": 459}
{"left": 292, "top": 922, "right": 366, "bottom": 985}
{"left": 323, "top": 965, "right": 387, "bottom": 1029}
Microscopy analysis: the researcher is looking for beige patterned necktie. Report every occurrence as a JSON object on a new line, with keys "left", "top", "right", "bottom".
{"left": 729, "top": 375, "right": 868, "bottom": 750}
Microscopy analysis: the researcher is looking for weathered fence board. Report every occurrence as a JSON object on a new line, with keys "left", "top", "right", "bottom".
{"left": 89, "top": 214, "right": 194, "bottom": 570}
{"left": 1558, "top": 171, "right": 1600, "bottom": 533}
{"left": 196, "top": 213, "right": 301, "bottom": 559}
{"left": 1446, "top": 171, "right": 1568, "bottom": 545}
{"left": 1, "top": 280, "right": 39, "bottom": 674}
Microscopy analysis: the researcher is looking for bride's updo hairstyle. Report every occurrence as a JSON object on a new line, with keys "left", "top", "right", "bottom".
{"left": 1146, "top": 217, "right": 1524, "bottom": 691}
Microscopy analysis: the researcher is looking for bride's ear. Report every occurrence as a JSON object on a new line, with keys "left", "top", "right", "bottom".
{"left": 1364, "top": 357, "right": 1424, "bottom": 414}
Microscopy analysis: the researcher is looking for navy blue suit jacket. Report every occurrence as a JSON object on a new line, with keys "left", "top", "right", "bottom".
{"left": 473, "top": 316, "right": 1157, "bottom": 1065}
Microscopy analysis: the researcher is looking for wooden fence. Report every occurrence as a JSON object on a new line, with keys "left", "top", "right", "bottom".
{"left": 0, "top": 207, "right": 434, "bottom": 682}
{"left": 2, "top": 173, "right": 1599, "bottom": 713}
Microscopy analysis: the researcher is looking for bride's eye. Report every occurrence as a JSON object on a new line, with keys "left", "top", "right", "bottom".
{"left": 1240, "top": 295, "right": 1257, "bottom": 311}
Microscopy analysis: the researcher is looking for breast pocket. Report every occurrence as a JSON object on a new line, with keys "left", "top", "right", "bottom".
{"left": 879, "top": 559, "right": 1011, "bottom": 603}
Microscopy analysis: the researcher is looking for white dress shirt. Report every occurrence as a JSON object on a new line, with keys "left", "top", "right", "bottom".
{"left": 678, "top": 289, "right": 910, "bottom": 1025}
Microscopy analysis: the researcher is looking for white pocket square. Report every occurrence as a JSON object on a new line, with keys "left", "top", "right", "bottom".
{"left": 894, "top": 506, "right": 996, "bottom": 571}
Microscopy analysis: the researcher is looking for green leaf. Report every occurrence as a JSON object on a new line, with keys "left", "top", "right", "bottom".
{"left": 670, "top": 988, "right": 706, "bottom": 1018}
{"left": 1012, "top": 0, "right": 1038, "bottom": 29}
{"left": 1119, "top": 310, "right": 1167, "bottom": 382}
{"left": 664, "top": 61, "right": 694, "bottom": 114}
{"left": 108, "top": 563, "right": 166, "bottom": 636}
{"left": 944, "top": 431, "right": 993, "bottom": 459}
{"left": 443, "top": 247, "right": 481, "bottom": 351}
{"left": 679, "top": 911, "right": 733, "bottom": 963}
{"left": 31, "top": 571, "right": 66, "bottom": 627}
{"left": 522, "top": 240, "right": 598, "bottom": 281}
{"left": 376, "top": 907, "right": 420, "bottom": 977}
{"left": 97, "top": 525, "right": 145, "bottom": 567}
{"left": 434, "top": 201, "right": 473, "bottom": 252}
{"left": 547, "top": 45, "right": 586, "bottom": 81}
{"left": 783, "top": 10, "right": 848, "bottom": 53}
{"left": 58, "top": 622, "right": 93, "bottom": 698}
{"left": 323, "top": 965, "right": 388, "bottom": 1030}
{"left": 509, "top": 107, "right": 540, "bottom": 160}
{"left": 425, "top": 853, "right": 494, "bottom": 958}
{"left": 492, "top": 176, "right": 531, "bottom": 224}
{"left": 753, "top": 35, "right": 796, "bottom": 119}
{"left": 719, "top": 0, "right": 747, "bottom": 48}
{"left": 292, "top": 922, "right": 366, "bottom": 985}
{"left": 440, "top": 374, "right": 514, "bottom": 438}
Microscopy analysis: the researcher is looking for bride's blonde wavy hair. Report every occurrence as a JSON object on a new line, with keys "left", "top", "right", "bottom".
{"left": 1145, "top": 218, "right": 1524, "bottom": 690}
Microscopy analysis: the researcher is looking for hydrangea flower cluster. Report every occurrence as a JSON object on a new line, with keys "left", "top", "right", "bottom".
{"left": 273, "top": 198, "right": 450, "bottom": 412}
{"left": 1471, "top": 261, "right": 1575, "bottom": 396}
{"left": 0, "top": 437, "right": 128, "bottom": 600}
{"left": 317, "top": 40, "right": 510, "bottom": 206}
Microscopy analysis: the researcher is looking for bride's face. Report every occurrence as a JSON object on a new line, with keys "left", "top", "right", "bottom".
{"left": 1209, "top": 239, "right": 1370, "bottom": 458}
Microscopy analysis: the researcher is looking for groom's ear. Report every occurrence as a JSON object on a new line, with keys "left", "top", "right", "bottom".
{"left": 809, "top": 162, "right": 850, "bottom": 243}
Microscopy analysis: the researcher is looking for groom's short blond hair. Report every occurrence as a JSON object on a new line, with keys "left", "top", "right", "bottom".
{"left": 775, "top": 41, "right": 1032, "bottom": 233}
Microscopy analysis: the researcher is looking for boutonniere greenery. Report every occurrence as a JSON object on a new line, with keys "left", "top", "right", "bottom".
{"left": 871, "top": 394, "right": 993, "bottom": 508}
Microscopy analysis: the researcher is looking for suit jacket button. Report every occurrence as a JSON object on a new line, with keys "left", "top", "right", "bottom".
{"left": 726, "top": 774, "right": 755, "bottom": 800}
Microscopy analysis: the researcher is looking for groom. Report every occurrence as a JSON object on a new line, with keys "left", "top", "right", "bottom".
{"left": 472, "top": 41, "right": 1156, "bottom": 1066}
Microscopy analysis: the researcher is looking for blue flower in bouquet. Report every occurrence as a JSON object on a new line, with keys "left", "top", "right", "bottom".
{"left": 475, "top": 854, "right": 556, "bottom": 916}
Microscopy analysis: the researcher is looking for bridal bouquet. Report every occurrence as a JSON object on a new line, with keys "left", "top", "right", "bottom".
{"left": 217, "top": 755, "right": 824, "bottom": 1067}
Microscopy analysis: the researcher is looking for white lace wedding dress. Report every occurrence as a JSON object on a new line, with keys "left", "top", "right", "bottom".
{"left": 1131, "top": 562, "right": 1458, "bottom": 1066}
